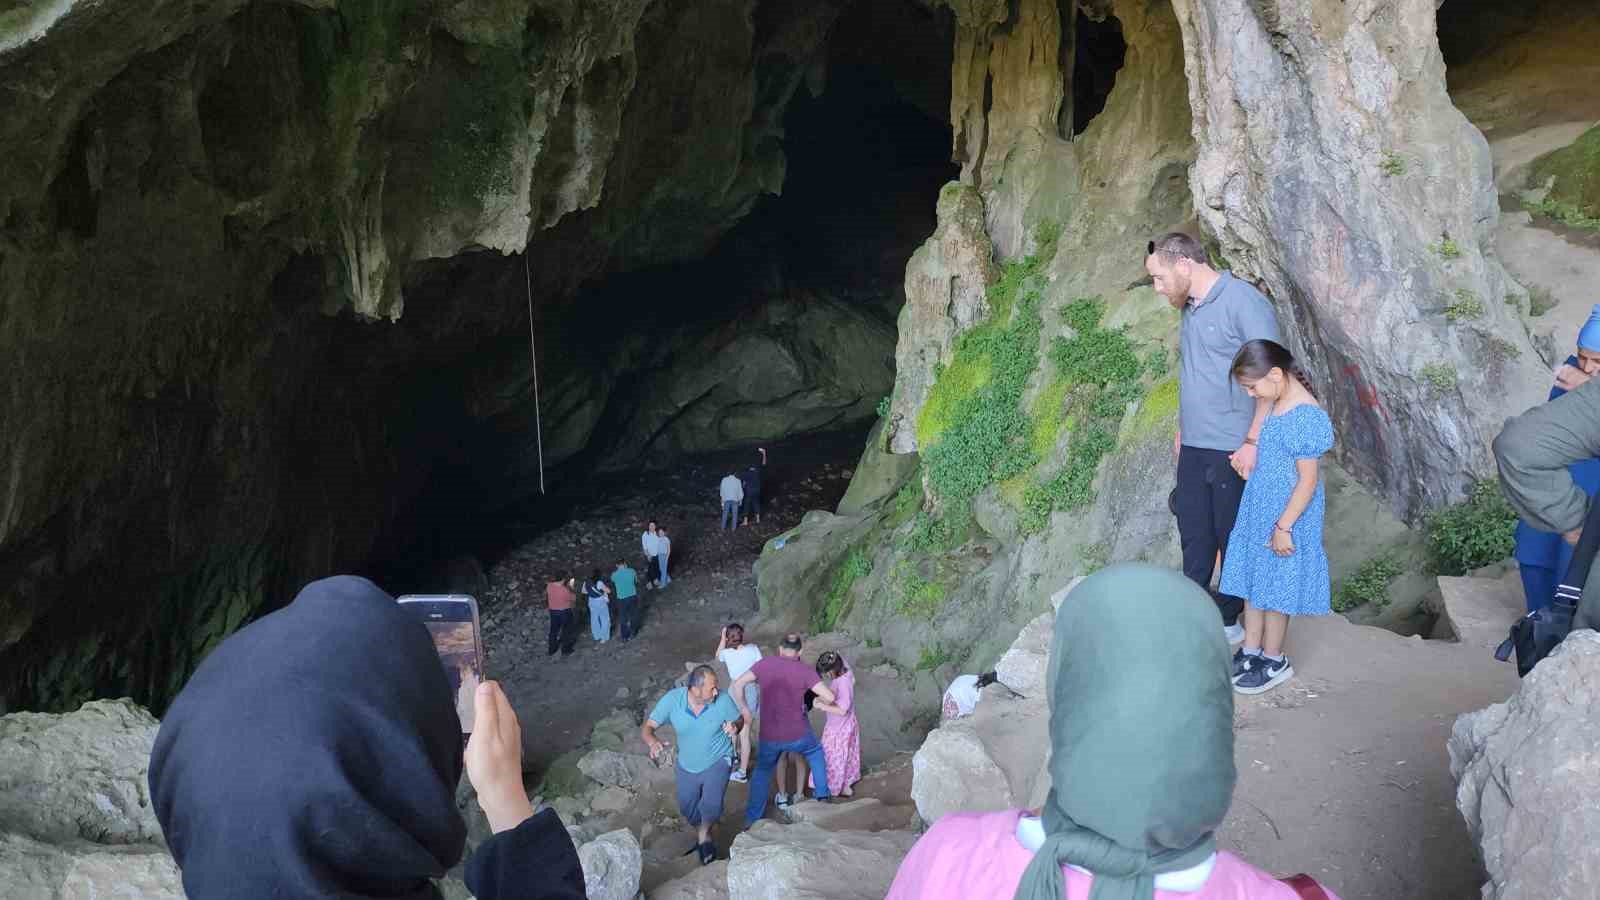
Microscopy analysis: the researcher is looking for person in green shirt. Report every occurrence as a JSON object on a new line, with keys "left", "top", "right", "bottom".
{"left": 611, "top": 560, "right": 640, "bottom": 642}
{"left": 641, "top": 666, "right": 743, "bottom": 866}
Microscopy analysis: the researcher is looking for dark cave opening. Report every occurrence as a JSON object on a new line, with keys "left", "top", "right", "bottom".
{"left": 373, "top": 0, "right": 959, "bottom": 590}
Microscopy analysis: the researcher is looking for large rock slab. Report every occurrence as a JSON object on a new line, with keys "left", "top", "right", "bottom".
{"left": 577, "top": 828, "right": 643, "bottom": 900}
{"left": 725, "top": 820, "right": 918, "bottom": 900}
{"left": 577, "top": 746, "right": 670, "bottom": 792}
{"left": 652, "top": 860, "right": 730, "bottom": 900}
{"left": 1439, "top": 572, "right": 1524, "bottom": 650}
{"left": 0, "top": 833, "right": 183, "bottom": 900}
{"left": 1450, "top": 630, "right": 1600, "bottom": 899}
{"left": 992, "top": 610, "right": 1052, "bottom": 698}
{"left": 0, "top": 698, "right": 164, "bottom": 846}
{"left": 909, "top": 721, "right": 1014, "bottom": 825}
{"left": 784, "top": 797, "right": 916, "bottom": 833}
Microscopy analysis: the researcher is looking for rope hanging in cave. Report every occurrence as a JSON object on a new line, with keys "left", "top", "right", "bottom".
{"left": 524, "top": 252, "right": 546, "bottom": 495}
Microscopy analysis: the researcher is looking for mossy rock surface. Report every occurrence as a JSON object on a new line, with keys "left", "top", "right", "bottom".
{"left": 1527, "top": 124, "right": 1600, "bottom": 227}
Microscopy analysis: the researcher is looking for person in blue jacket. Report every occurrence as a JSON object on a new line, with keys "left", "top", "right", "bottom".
{"left": 1514, "top": 306, "right": 1600, "bottom": 612}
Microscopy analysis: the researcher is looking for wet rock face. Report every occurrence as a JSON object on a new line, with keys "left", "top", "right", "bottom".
{"left": 1450, "top": 630, "right": 1600, "bottom": 899}
{"left": 1169, "top": 0, "right": 1548, "bottom": 520}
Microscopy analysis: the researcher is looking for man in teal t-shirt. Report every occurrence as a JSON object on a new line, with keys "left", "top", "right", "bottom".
{"left": 611, "top": 560, "right": 640, "bottom": 642}
{"left": 641, "top": 665, "right": 743, "bottom": 865}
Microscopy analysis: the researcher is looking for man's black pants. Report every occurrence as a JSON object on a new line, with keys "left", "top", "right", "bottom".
{"left": 548, "top": 609, "right": 574, "bottom": 655}
{"left": 1174, "top": 446, "right": 1247, "bottom": 627}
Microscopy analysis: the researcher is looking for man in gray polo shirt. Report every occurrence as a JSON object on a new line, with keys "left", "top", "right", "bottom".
{"left": 1146, "top": 232, "right": 1282, "bottom": 642}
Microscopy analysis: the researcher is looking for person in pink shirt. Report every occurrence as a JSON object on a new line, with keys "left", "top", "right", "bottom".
{"left": 808, "top": 652, "right": 861, "bottom": 798}
{"left": 886, "top": 564, "right": 1340, "bottom": 900}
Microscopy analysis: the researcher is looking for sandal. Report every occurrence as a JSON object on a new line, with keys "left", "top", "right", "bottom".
{"left": 697, "top": 842, "right": 716, "bottom": 866}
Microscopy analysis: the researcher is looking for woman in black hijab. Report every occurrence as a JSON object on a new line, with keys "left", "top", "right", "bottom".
{"left": 148, "top": 575, "right": 584, "bottom": 898}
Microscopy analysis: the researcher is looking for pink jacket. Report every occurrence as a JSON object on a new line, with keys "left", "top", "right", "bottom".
{"left": 886, "top": 810, "right": 1340, "bottom": 900}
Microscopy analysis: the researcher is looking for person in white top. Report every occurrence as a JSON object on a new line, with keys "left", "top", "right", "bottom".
{"left": 715, "top": 623, "right": 763, "bottom": 782}
{"left": 719, "top": 473, "right": 744, "bottom": 530}
{"left": 641, "top": 521, "right": 662, "bottom": 589}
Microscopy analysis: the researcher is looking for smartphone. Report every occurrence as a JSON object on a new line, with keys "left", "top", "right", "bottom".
{"left": 397, "top": 594, "right": 485, "bottom": 735}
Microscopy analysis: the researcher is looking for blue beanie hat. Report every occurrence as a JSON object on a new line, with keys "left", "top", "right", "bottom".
{"left": 1580, "top": 304, "right": 1600, "bottom": 353}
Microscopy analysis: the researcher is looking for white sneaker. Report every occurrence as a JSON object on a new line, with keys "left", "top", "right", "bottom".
{"left": 729, "top": 769, "right": 748, "bottom": 783}
{"left": 1224, "top": 623, "right": 1245, "bottom": 645}
{"left": 774, "top": 793, "right": 791, "bottom": 809}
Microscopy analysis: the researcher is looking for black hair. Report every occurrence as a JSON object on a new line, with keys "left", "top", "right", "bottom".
{"left": 1230, "top": 339, "right": 1317, "bottom": 399}
{"left": 780, "top": 633, "right": 803, "bottom": 651}
{"left": 815, "top": 651, "right": 847, "bottom": 678}
{"left": 590, "top": 568, "right": 601, "bottom": 582}
{"left": 725, "top": 623, "right": 745, "bottom": 647}
{"left": 976, "top": 671, "right": 999, "bottom": 689}
{"left": 1147, "top": 232, "right": 1208, "bottom": 266}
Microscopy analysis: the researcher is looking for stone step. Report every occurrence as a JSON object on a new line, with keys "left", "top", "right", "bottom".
{"left": 1438, "top": 571, "right": 1525, "bottom": 650}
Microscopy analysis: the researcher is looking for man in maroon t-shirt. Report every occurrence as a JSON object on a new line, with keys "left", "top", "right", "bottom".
{"left": 732, "top": 633, "right": 837, "bottom": 825}
{"left": 545, "top": 577, "right": 577, "bottom": 657}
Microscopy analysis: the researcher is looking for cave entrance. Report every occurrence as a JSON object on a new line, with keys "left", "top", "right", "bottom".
{"left": 1060, "top": 7, "right": 1126, "bottom": 139}
{"left": 1439, "top": 0, "right": 1600, "bottom": 138}
{"left": 380, "top": 0, "right": 958, "bottom": 586}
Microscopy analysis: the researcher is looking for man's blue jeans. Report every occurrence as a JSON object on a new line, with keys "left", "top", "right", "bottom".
{"left": 744, "top": 732, "right": 830, "bottom": 826}
{"left": 722, "top": 500, "right": 739, "bottom": 529}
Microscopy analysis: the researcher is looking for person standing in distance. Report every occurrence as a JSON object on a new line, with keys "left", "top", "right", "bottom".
{"left": 1146, "top": 233, "right": 1283, "bottom": 644}
{"left": 642, "top": 521, "right": 662, "bottom": 590}
{"left": 719, "top": 470, "right": 744, "bottom": 530}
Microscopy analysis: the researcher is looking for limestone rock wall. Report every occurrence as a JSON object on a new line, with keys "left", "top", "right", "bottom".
{"left": 1168, "top": 0, "right": 1548, "bottom": 519}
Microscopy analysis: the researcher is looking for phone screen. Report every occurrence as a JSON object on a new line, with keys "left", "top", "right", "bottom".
{"left": 397, "top": 596, "right": 484, "bottom": 734}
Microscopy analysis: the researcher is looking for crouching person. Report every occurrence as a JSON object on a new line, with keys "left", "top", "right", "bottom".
{"left": 642, "top": 665, "right": 743, "bottom": 867}
{"left": 886, "top": 565, "right": 1341, "bottom": 900}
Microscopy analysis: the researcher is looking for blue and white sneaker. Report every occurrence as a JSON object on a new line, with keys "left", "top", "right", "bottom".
{"left": 1231, "top": 648, "right": 1259, "bottom": 682}
{"left": 1233, "top": 655, "right": 1293, "bottom": 695}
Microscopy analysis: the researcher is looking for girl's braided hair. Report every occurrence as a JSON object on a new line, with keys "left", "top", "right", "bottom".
{"left": 1230, "top": 339, "right": 1317, "bottom": 399}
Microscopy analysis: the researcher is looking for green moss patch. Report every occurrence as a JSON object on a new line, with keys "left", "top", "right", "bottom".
{"left": 1526, "top": 125, "right": 1600, "bottom": 230}
{"left": 1333, "top": 554, "right": 1404, "bottom": 612}
{"left": 813, "top": 547, "right": 873, "bottom": 632}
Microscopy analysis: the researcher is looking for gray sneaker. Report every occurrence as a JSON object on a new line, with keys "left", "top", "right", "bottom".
{"left": 1233, "top": 655, "right": 1293, "bottom": 695}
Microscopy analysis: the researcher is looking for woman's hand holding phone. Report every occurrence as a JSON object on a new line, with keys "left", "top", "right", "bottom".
{"left": 465, "top": 681, "right": 534, "bottom": 834}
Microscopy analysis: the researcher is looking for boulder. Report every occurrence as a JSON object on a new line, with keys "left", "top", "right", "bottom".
{"left": 590, "top": 786, "right": 634, "bottom": 814}
{"left": 0, "top": 833, "right": 183, "bottom": 900}
{"left": 909, "top": 721, "right": 1014, "bottom": 825}
{"left": 992, "top": 610, "right": 1053, "bottom": 698}
{"left": 754, "top": 510, "right": 879, "bottom": 633}
{"left": 576, "top": 829, "right": 643, "bottom": 900}
{"left": 1438, "top": 572, "right": 1524, "bottom": 650}
{"left": 0, "top": 698, "right": 164, "bottom": 846}
{"left": 577, "top": 745, "right": 669, "bottom": 791}
{"left": 725, "top": 820, "right": 917, "bottom": 900}
{"left": 784, "top": 797, "right": 917, "bottom": 833}
{"left": 652, "top": 860, "right": 731, "bottom": 900}
{"left": 1450, "top": 630, "right": 1600, "bottom": 899}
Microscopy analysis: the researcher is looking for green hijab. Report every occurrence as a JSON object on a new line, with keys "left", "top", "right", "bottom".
{"left": 1014, "top": 563, "right": 1236, "bottom": 900}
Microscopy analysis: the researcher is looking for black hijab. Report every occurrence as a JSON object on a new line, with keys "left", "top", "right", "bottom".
{"left": 150, "top": 575, "right": 466, "bottom": 898}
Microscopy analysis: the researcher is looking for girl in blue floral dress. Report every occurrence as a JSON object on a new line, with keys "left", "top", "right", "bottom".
{"left": 1219, "top": 339, "right": 1335, "bottom": 695}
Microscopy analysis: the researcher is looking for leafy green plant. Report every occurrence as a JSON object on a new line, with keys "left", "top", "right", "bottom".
{"left": 875, "top": 395, "right": 891, "bottom": 418}
{"left": 865, "top": 637, "right": 883, "bottom": 649}
{"left": 1526, "top": 196, "right": 1600, "bottom": 231}
{"left": 1430, "top": 236, "right": 1462, "bottom": 259}
{"left": 1143, "top": 347, "right": 1170, "bottom": 378}
{"left": 1528, "top": 284, "right": 1559, "bottom": 317}
{"left": 1419, "top": 363, "right": 1458, "bottom": 393}
{"left": 1379, "top": 151, "right": 1406, "bottom": 177}
{"left": 1445, "top": 288, "right": 1484, "bottom": 321}
{"left": 1333, "top": 554, "right": 1404, "bottom": 612}
{"left": 1487, "top": 336, "right": 1522, "bottom": 361}
{"left": 1425, "top": 480, "right": 1518, "bottom": 576}
{"left": 1079, "top": 541, "right": 1111, "bottom": 575}
{"left": 813, "top": 547, "right": 873, "bottom": 632}
{"left": 892, "top": 561, "right": 948, "bottom": 620}
{"left": 917, "top": 642, "right": 955, "bottom": 671}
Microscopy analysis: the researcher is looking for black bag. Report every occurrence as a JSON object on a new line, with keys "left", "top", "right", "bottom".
{"left": 1497, "top": 496, "right": 1600, "bottom": 676}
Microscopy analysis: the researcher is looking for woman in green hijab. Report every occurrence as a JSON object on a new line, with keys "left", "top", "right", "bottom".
{"left": 885, "top": 564, "right": 1339, "bottom": 900}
